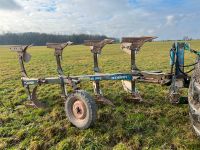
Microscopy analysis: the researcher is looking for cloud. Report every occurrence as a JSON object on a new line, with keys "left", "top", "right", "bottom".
{"left": 166, "top": 15, "right": 175, "bottom": 26}
{"left": 0, "top": 0, "right": 22, "bottom": 10}
{"left": 0, "top": 0, "right": 199, "bottom": 40}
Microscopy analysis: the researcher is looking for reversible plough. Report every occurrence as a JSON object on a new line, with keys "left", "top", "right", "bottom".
{"left": 10, "top": 37, "right": 200, "bottom": 135}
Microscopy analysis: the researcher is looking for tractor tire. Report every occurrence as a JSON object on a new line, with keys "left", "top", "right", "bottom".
{"left": 65, "top": 90, "right": 97, "bottom": 129}
{"left": 188, "top": 57, "right": 200, "bottom": 136}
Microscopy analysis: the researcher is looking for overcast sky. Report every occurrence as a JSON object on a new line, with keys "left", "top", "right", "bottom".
{"left": 0, "top": 0, "right": 199, "bottom": 40}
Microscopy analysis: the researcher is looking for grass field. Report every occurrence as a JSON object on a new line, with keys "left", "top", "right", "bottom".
{"left": 0, "top": 41, "right": 200, "bottom": 149}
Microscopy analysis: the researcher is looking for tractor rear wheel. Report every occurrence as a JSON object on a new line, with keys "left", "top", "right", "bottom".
{"left": 65, "top": 90, "right": 97, "bottom": 129}
{"left": 188, "top": 58, "right": 200, "bottom": 136}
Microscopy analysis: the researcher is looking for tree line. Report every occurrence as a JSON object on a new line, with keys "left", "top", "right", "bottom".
{"left": 0, "top": 32, "right": 116, "bottom": 46}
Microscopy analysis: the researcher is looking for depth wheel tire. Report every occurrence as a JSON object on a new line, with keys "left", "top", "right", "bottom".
{"left": 65, "top": 90, "right": 97, "bottom": 129}
{"left": 188, "top": 58, "right": 200, "bottom": 136}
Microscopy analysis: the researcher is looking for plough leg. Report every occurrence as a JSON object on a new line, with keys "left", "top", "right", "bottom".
{"left": 130, "top": 48, "right": 142, "bottom": 101}
{"left": 93, "top": 80, "right": 101, "bottom": 95}
{"left": 93, "top": 81, "right": 114, "bottom": 106}
{"left": 168, "top": 76, "right": 181, "bottom": 104}
{"left": 122, "top": 80, "right": 142, "bottom": 102}
{"left": 131, "top": 80, "right": 142, "bottom": 101}
{"left": 92, "top": 50, "right": 114, "bottom": 106}
{"left": 60, "top": 76, "right": 68, "bottom": 99}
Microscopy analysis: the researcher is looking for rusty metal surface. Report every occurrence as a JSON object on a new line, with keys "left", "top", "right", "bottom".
{"left": 124, "top": 92, "right": 143, "bottom": 103}
{"left": 10, "top": 45, "right": 30, "bottom": 52}
{"left": 121, "top": 36, "right": 157, "bottom": 51}
{"left": 10, "top": 45, "right": 32, "bottom": 63}
{"left": 24, "top": 86, "right": 46, "bottom": 108}
{"left": 95, "top": 95, "right": 114, "bottom": 106}
{"left": 10, "top": 45, "right": 33, "bottom": 77}
{"left": 84, "top": 39, "right": 114, "bottom": 54}
{"left": 141, "top": 71, "right": 166, "bottom": 81}
{"left": 46, "top": 41, "right": 73, "bottom": 50}
{"left": 47, "top": 41, "right": 73, "bottom": 76}
{"left": 121, "top": 36, "right": 157, "bottom": 44}
{"left": 84, "top": 40, "right": 102, "bottom": 46}
{"left": 73, "top": 100, "right": 87, "bottom": 119}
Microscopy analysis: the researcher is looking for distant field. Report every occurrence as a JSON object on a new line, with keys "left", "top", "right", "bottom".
{"left": 0, "top": 41, "right": 200, "bottom": 149}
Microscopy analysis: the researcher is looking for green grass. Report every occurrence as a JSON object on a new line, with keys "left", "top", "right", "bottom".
{"left": 0, "top": 41, "right": 200, "bottom": 149}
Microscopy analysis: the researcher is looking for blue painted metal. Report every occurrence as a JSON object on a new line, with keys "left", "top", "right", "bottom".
{"left": 89, "top": 73, "right": 132, "bottom": 81}
{"left": 170, "top": 48, "right": 175, "bottom": 65}
{"left": 175, "top": 42, "right": 184, "bottom": 76}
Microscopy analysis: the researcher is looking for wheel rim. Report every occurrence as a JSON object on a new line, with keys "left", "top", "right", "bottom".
{"left": 72, "top": 100, "right": 87, "bottom": 120}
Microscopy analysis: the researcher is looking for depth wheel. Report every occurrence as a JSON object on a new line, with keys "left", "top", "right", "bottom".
{"left": 65, "top": 90, "right": 97, "bottom": 129}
